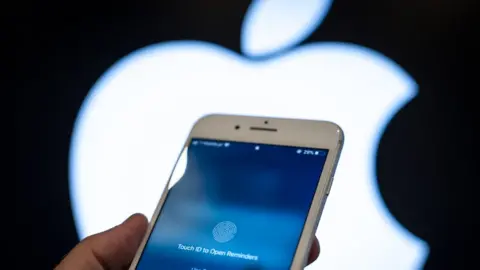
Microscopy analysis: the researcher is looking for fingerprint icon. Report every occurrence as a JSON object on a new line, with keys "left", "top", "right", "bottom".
{"left": 212, "top": 221, "right": 237, "bottom": 243}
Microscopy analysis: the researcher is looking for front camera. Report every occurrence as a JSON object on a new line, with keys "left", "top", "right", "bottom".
{"left": 235, "top": 125, "right": 240, "bottom": 130}
{"left": 264, "top": 120, "right": 269, "bottom": 124}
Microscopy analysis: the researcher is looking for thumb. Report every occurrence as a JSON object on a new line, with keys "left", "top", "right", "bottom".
{"left": 56, "top": 213, "right": 148, "bottom": 270}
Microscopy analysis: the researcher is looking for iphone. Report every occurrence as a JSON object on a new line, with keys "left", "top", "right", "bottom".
{"left": 129, "top": 114, "right": 344, "bottom": 270}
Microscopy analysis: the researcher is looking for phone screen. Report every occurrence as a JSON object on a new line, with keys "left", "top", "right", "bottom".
{"left": 135, "top": 138, "right": 329, "bottom": 270}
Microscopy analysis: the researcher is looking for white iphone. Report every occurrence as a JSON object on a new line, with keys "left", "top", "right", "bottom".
{"left": 129, "top": 114, "right": 344, "bottom": 270}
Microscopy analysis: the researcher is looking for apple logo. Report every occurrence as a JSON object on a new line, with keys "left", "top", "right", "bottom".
{"left": 69, "top": 0, "right": 429, "bottom": 269}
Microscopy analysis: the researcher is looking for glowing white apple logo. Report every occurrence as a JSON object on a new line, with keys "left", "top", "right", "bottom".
{"left": 69, "top": 0, "right": 429, "bottom": 269}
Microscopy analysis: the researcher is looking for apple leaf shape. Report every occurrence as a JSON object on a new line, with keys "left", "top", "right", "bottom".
{"left": 241, "top": 0, "right": 333, "bottom": 57}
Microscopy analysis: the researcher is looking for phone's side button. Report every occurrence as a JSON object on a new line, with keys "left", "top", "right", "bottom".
{"left": 326, "top": 177, "right": 334, "bottom": 195}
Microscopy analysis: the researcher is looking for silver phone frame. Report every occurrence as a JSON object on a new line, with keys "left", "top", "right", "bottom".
{"left": 129, "top": 114, "right": 344, "bottom": 270}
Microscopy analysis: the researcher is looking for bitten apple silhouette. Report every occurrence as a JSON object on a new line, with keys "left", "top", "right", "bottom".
{"left": 69, "top": 0, "right": 429, "bottom": 269}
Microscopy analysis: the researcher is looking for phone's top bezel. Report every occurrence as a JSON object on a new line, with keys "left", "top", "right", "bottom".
{"left": 190, "top": 114, "right": 343, "bottom": 150}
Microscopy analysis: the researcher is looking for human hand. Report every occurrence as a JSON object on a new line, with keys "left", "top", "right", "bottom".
{"left": 55, "top": 213, "right": 321, "bottom": 270}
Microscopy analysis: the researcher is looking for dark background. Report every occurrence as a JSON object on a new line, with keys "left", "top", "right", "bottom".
{"left": 15, "top": 0, "right": 475, "bottom": 269}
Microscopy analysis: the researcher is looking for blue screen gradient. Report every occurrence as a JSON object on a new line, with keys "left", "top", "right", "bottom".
{"left": 136, "top": 139, "right": 328, "bottom": 270}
